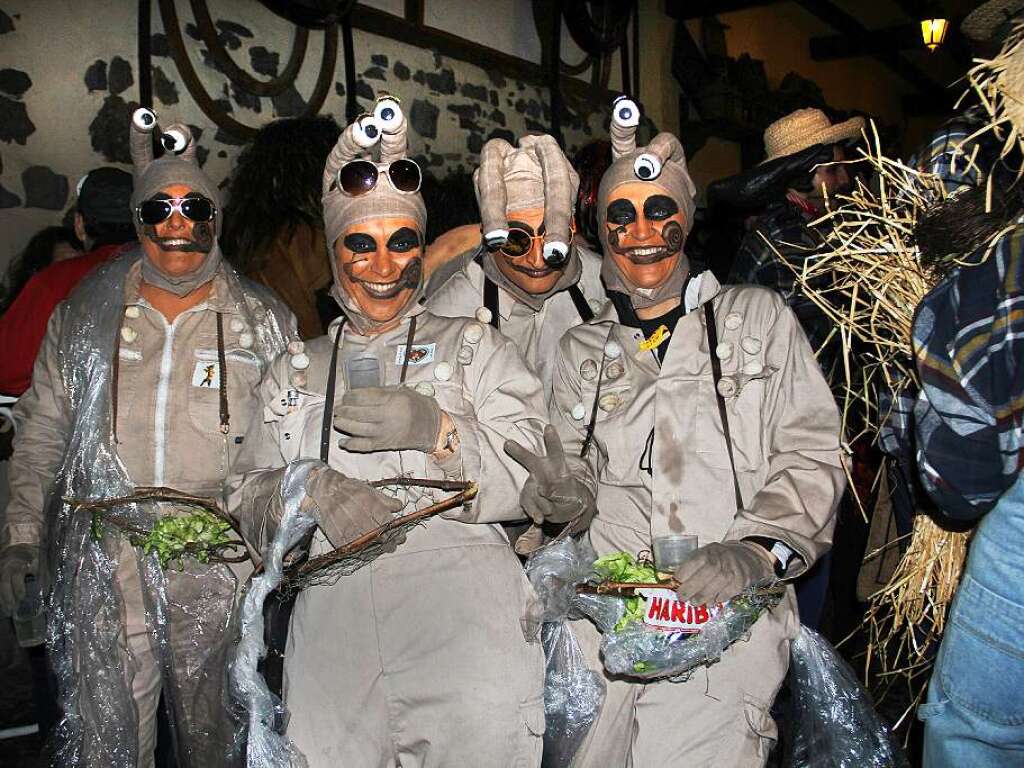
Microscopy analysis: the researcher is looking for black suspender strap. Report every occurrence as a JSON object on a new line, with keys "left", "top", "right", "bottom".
{"left": 319, "top": 317, "right": 347, "bottom": 464}
{"left": 567, "top": 284, "right": 595, "bottom": 323}
{"left": 216, "top": 312, "right": 230, "bottom": 434}
{"left": 483, "top": 277, "right": 501, "bottom": 330}
{"left": 703, "top": 301, "right": 745, "bottom": 511}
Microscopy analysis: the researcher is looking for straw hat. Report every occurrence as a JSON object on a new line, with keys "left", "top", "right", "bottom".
{"left": 761, "top": 108, "right": 865, "bottom": 164}
{"left": 962, "top": 0, "right": 1024, "bottom": 43}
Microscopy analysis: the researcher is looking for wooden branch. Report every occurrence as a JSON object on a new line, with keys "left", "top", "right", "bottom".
{"left": 289, "top": 482, "right": 478, "bottom": 581}
{"left": 368, "top": 477, "right": 474, "bottom": 492}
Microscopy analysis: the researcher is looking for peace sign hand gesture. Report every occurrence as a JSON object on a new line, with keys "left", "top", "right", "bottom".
{"left": 504, "top": 425, "right": 596, "bottom": 525}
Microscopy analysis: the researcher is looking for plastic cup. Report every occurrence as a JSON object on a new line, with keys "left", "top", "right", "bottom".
{"left": 652, "top": 534, "right": 698, "bottom": 572}
{"left": 13, "top": 575, "right": 45, "bottom": 648}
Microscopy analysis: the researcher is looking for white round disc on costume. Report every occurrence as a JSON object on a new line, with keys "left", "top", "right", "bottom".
{"left": 457, "top": 345, "right": 474, "bottom": 365}
{"left": 230, "top": 317, "right": 246, "bottom": 333}
{"left": 239, "top": 332, "right": 255, "bottom": 349}
{"left": 741, "top": 336, "right": 762, "bottom": 354}
{"left": 124, "top": 305, "right": 140, "bottom": 319}
{"left": 433, "top": 361, "right": 453, "bottom": 381}
{"left": 606, "top": 361, "right": 624, "bottom": 380}
{"left": 724, "top": 312, "right": 743, "bottom": 331}
{"left": 570, "top": 402, "right": 587, "bottom": 421}
{"left": 599, "top": 393, "right": 621, "bottom": 412}
{"left": 120, "top": 325, "right": 137, "bottom": 343}
{"left": 287, "top": 340, "right": 305, "bottom": 355}
{"left": 715, "top": 342, "right": 733, "bottom": 361}
{"left": 716, "top": 377, "right": 737, "bottom": 398}
{"left": 474, "top": 307, "right": 493, "bottom": 324}
{"left": 463, "top": 323, "right": 484, "bottom": 344}
{"left": 742, "top": 361, "right": 762, "bottom": 376}
{"left": 588, "top": 299, "right": 603, "bottom": 314}
{"left": 580, "top": 359, "right": 598, "bottom": 381}
{"left": 290, "top": 352, "right": 310, "bottom": 370}
{"left": 415, "top": 381, "right": 436, "bottom": 397}
{"left": 604, "top": 340, "right": 623, "bottom": 359}
{"left": 289, "top": 371, "right": 307, "bottom": 388}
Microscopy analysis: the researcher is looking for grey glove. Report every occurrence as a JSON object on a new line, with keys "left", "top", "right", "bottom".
{"left": 334, "top": 386, "right": 443, "bottom": 453}
{"left": 0, "top": 543, "right": 40, "bottom": 616}
{"left": 504, "top": 425, "right": 597, "bottom": 526}
{"left": 673, "top": 541, "right": 775, "bottom": 606}
{"left": 304, "top": 467, "right": 406, "bottom": 548}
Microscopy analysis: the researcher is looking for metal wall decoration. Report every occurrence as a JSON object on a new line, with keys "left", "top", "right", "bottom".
{"left": 153, "top": 0, "right": 343, "bottom": 141}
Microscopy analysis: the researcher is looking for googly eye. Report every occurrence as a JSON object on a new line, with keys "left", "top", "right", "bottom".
{"left": 352, "top": 115, "right": 381, "bottom": 148}
{"left": 633, "top": 153, "right": 662, "bottom": 181}
{"left": 161, "top": 128, "right": 188, "bottom": 154}
{"left": 612, "top": 96, "right": 640, "bottom": 128}
{"left": 542, "top": 241, "right": 570, "bottom": 268}
{"left": 132, "top": 107, "right": 158, "bottom": 132}
{"left": 483, "top": 229, "right": 509, "bottom": 249}
{"left": 373, "top": 96, "right": 403, "bottom": 131}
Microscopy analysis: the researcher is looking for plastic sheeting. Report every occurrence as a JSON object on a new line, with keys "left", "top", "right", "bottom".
{"left": 787, "top": 626, "right": 908, "bottom": 768}
{"left": 230, "top": 460, "right": 320, "bottom": 768}
{"left": 45, "top": 250, "right": 290, "bottom": 768}
{"left": 524, "top": 538, "right": 605, "bottom": 768}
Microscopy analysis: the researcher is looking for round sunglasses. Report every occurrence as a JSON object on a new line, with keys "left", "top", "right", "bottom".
{"left": 136, "top": 197, "right": 216, "bottom": 226}
{"left": 337, "top": 159, "right": 422, "bottom": 197}
{"left": 498, "top": 223, "right": 576, "bottom": 258}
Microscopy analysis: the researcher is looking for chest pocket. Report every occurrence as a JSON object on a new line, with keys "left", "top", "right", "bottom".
{"left": 187, "top": 347, "right": 263, "bottom": 436}
{"left": 580, "top": 381, "right": 638, "bottom": 483}
{"left": 695, "top": 372, "right": 772, "bottom": 472}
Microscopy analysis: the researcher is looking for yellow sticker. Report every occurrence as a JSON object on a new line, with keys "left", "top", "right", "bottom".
{"left": 638, "top": 324, "right": 671, "bottom": 351}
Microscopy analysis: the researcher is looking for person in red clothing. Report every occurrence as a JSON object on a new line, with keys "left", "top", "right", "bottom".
{"left": 0, "top": 167, "right": 135, "bottom": 395}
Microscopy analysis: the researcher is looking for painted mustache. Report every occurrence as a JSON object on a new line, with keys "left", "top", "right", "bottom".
{"left": 505, "top": 260, "right": 556, "bottom": 278}
{"left": 607, "top": 220, "right": 684, "bottom": 265}
{"left": 344, "top": 257, "right": 423, "bottom": 300}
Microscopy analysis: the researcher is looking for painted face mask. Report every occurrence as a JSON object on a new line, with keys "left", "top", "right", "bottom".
{"left": 322, "top": 94, "right": 428, "bottom": 333}
{"left": 129, "top": 107, "right": 224, "bottom": 296}
{"left": 597, "top": 97, "right": 698, "bottom": 309}
{"left": 334, "top": 219, "right": 424, "bottom": 325}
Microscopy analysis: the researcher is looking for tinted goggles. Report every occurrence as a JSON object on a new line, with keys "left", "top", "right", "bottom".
{"left": 337, "top": 159, "right": 422, "bottom": 197}
{"left": 136, "top": 197, "right": 216, "bottom": 226}
{"left": 498, "top": 222, "right": 576, "bottom": 257}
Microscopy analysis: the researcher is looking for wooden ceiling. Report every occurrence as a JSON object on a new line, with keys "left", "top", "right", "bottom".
{"left": 667, "top": 1, "right": 987, "bottom": 114}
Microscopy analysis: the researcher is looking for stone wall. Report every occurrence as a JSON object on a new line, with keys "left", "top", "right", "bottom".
{"left": 0, "top": 0, "right": 626, "bottom": 269}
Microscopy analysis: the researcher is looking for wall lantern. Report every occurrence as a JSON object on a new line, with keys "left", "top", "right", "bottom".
{"left": 921, "top": 18, "right": 949, "bottom": 51}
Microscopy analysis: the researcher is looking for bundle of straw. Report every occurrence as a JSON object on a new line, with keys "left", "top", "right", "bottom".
{"left": 767, "top": 122, "right": 972, "bottom": 724}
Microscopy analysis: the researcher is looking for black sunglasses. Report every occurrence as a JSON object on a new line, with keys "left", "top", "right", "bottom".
{"left": 136, "top": 197, "right": 216, "bottom": 226}
{"left": 337, "top": 159, "right": 422, "bottom": 197}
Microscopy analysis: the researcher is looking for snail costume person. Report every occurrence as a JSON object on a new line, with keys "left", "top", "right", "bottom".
{"left": 506, "top": 98, "right": 845, "bottom": 765}
{"left": 428, "top": 133, "right": 605, "bottom": 399}
{"left": 226, "top": 96, "right": 549, "bottom": 767}
{"left": 0, "top": 108, "right": 294, "bottom": 768}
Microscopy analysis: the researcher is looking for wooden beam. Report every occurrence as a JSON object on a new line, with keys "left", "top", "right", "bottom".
{"left": 792, "top": 0, "right": 946, "bottom": 97}
{"left": 666, "top": 0, "right": 784, "bottom": 20}
{"left": 349, "top": 4, "right": 615, "bottom": 105}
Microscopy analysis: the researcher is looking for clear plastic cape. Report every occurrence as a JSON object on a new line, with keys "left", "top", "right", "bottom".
{"left": 524, "top": 538, "right": 606, "bottom": 768}
{"left": 45, "top": 249, "right": 291, "bottom": 768}
{"left": 229, "top": 460, "right": 320, "bottom": 768}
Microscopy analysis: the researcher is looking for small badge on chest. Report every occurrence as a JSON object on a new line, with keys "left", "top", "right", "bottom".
{"left": 192, "top": 360, "right": 221, "bottom": 388}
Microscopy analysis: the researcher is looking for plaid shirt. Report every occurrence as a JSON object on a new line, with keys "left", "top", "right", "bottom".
{"left": 909, "top": 112, "right": 988, "bottom": 195}
{"left": 728, "top": 200, "right": 838, "bottom": 378}
{"left": 913, "top": 225, "right": 1024, "bottom": 520}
